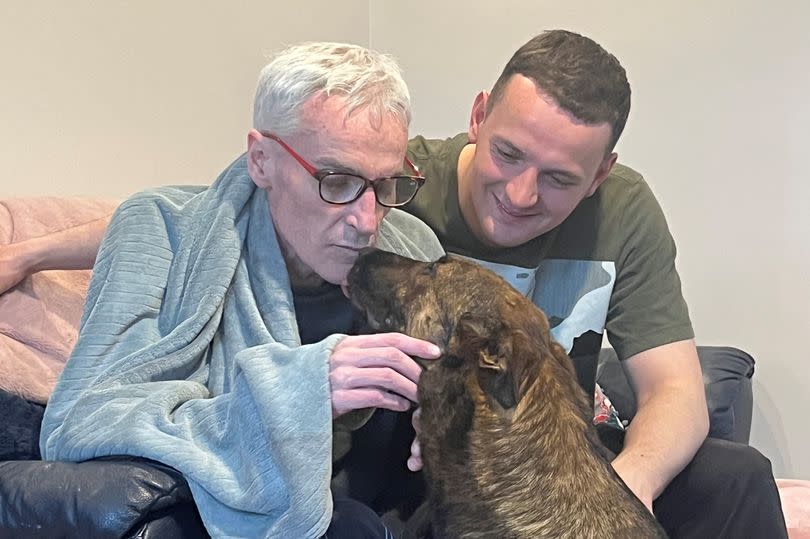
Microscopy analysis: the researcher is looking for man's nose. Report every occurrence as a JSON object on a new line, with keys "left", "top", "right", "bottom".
{"left": 346, "top": 188, "right": 382, "bottom": 235}
{"left": 504, "top": 168, "right": 539, "bottom": 208}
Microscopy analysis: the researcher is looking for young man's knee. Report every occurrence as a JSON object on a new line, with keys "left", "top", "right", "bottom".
{"left": 698, "top": 438, "right": 775, "bottom": 489}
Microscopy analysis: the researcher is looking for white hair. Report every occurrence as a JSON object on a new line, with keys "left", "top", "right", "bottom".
{"left": 253, "top": 42, "right": 411, "bottom": 136}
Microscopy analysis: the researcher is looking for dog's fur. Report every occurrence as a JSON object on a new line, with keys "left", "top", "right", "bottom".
{"left": 347, "top": 249, "right": 667, "bottom": 539}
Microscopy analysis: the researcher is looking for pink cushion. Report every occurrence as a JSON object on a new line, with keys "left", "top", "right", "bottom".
{"left": 778, "top": 479, "right": 810, "bottom": 538}
{"left": 0, "top": 197, "right": 118, "bottom": 403}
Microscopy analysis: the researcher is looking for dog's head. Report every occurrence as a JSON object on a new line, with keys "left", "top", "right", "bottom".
{"left": 347, "top": 248, "right": 559, "bottom": 415}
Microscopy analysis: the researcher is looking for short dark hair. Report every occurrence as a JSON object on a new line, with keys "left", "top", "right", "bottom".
{"left": 488, "top": 30, "right": 631, "bottom": 152}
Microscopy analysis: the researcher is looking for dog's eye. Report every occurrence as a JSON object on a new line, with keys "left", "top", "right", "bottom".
{"left": 422, "top": 261, "right": 439, "bottom": 276}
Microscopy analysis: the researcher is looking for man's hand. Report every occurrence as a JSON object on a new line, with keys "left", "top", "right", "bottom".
{"left": 330, "top": 333, "right": 440, "bottom": 418}
{"left": 611, "top": 455, "right": 655, "bottom": 512}
{"left": 0, "top": 243, "right": 32, "bottom": 295}
{"left": 407, "top": 407, "right": 422, "bottom": 471}
{"left": 0, "top": 215, "right": 112, "bottom": 296}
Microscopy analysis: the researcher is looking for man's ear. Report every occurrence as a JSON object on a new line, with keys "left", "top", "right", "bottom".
{"left": 467, "top": 91, "right": 489, "bottom": 144}
{"left": 586, "top": 151, "right": 618, "bottom": 197}
{"left": 247, "top": 129, "right": 273, "bottom": 189}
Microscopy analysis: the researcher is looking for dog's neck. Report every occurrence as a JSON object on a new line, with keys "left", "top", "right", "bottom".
{"left": 427, "top": 356, "right": 620, "bottom": 538}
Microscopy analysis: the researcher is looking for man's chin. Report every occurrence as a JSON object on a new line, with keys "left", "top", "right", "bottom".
{"left": 318, "top": 264, "right": 352, "bottom": 288}
{"left": 483, "top": 224, "right": 535, "bottom": 248}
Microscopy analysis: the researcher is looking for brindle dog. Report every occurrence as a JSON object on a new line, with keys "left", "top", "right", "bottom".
{"left": 347, "top": 249, "right": 667, "bottom": 539}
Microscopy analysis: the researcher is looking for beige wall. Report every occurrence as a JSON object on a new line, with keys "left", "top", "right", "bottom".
{"left": 0, "top": 1, "right": 369, "bottom": 198}
{"left": 372, "top": 1, "right": 810, "bottom": 479}
{"left": 2, "top": 1, "right": 808, "bottom": 480}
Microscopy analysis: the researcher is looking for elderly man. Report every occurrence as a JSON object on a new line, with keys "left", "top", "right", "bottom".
{"left": 37, "top": 42, "right": 443, "bottom": 538}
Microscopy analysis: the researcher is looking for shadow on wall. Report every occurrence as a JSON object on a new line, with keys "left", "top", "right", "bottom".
{"left": 751, "top": 379, "right": 791, "bottom": 478}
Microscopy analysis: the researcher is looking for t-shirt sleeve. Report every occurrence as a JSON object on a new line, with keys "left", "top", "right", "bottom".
{"left": 605, "top": 178, "right": 694, "bottom": 360}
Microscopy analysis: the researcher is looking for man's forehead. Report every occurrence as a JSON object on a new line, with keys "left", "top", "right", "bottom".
{"left": 297, "top": 98, "right": 407, "bottom": 173}
{"left": 315, "top": 147, "right": 407, "bottom": 177}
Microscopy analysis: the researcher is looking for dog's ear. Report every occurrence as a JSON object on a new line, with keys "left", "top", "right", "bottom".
{"left": 477, "top": 348, "right": 519, "bottom": 410}
{"left": 456, "top": 313, "right": 519, "bottom": 410}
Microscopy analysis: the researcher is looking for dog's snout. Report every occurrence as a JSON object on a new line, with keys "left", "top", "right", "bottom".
{"left": 357, "top": 246, "right": 377, "bottom": 258}
{"left": 347, "top": 247, "right": 379, "bottom": 291}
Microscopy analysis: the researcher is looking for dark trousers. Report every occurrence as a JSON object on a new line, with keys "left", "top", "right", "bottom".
{"left": 331, "top": 409, "right": 423, "bottom": 538}
{"left": 653, "top": 437, "right": 788, "bottom": 539}
{"left": 323, "top": 497, "right": 393, "bottom": 539}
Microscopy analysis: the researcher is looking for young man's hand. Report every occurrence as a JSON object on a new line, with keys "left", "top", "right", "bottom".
{"left": 0, "top": 243, "right": 33, "bottom": 295}
{"left": 611, "top": 456, "right": 655, "bottom": 512}
{"left": 407, "top": 407, "right": 422, "bottom": 471}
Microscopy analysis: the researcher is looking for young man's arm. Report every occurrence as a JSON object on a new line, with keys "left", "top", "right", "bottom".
{"left": 610, "top": 338, "right": 709, "bottom": 511}
{"left": 0, "top": 215, "right": 111, "bottom": 294}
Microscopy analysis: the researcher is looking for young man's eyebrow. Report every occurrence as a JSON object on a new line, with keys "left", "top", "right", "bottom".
{"left": 492, "top": 137, "right": 581, "bottom": 181}
{"left": 492, "top": 137, "right": 525, "bottom": 156}
{"left": 545, "top": 169, "right": 578, "bottom": 180}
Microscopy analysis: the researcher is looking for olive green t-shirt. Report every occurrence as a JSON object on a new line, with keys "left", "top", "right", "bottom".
{"left": 405, "top": 134, "right": 693, "bottom": 391}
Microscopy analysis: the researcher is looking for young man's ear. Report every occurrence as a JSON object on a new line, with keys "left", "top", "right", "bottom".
{"left": 246, "top": 129, "right": 273, "bottom": 189}
{"left": 467, "top": 91, "right": 489, "bottom": 144}
{"left": 586, "top": 152, "right": 618, "bottom": 197}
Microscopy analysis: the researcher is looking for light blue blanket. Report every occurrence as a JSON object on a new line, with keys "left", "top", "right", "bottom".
{"left": 40, "top": 154, "right": 443, "bottom": 538}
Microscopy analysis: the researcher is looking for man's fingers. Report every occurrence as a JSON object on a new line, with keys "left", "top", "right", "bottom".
{"left": 407, "top": 415, "right": 423, "bottom": 471}
{"left": 334, "top": 367, "right": 419, "bottom": 402}
{"left": 333, "top": 346, "right": 423, "bottom": 383}
{"left": 328, "top": 335, "right": 440, "bottom": 418}
{"left": 332, "top": 388, "right": 411, "bottom": 418}
{"left": 412, "top": 407, "right": 421, "bottom": 434}
{"left": 410, "top": 437, "right": 421, "bottom": 458}
{"left": 407, "top": 436, "right": 423, "bottom": 472}
{"left": 338, "top": 333, "right": 441, "bottom": 359}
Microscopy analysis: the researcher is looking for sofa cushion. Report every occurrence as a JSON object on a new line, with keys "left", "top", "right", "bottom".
{"left": 0, "top": 458, "right": 207, "bottom": 539}
{"left": 0, "top": 389, "right": 45, "bottom": 460}
{"left": 777, "top": 479, "right": 810, "bottom": 539}
{"left": 0, "top": 197, "right": 118, "bottom": 404}
{"left": 596, "top": 346, "right": 755, "bottom": 443}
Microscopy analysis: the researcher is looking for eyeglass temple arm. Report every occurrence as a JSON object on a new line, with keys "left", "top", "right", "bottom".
{"left": 405, "top": 156, "right": 424, "bottom": 178}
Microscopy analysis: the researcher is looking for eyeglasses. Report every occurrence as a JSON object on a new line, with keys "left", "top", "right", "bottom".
{"left": 261, "top": 132, "right": 426, "bottom": 208}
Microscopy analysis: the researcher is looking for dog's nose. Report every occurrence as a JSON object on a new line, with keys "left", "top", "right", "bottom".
{"left": 358, "top": 246, "right": 377, "bottom": 258}
{"left": 354, "top": 247, "right": 392, "bottom": 270}
{"left": 347, "top": 247, "right": 379, "bottom": 293}
{"left": 349, "top": 247, "right": 378, "bottom": 279}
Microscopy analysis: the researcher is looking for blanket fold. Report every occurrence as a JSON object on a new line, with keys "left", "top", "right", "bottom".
{"left": 39, "top": 154, "right": 443, "bottom": 538}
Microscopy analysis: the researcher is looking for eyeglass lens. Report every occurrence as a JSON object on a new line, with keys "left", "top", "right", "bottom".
{"left": 319, "top": 174, "right": 418, "bottom": 206}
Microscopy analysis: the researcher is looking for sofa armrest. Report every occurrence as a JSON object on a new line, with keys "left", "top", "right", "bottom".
{"left": 596, "top": 345, "right": 755, "bottom": 444}
{"left": 0, "top": 457, "right": 208, "bottom": 539}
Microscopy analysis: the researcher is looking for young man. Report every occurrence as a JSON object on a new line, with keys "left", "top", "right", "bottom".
{"left": 37, "top": 42, "right": 443, "bottom": 538}
{"left": 403, "top": 30, "right": 787, "bottom": 537}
